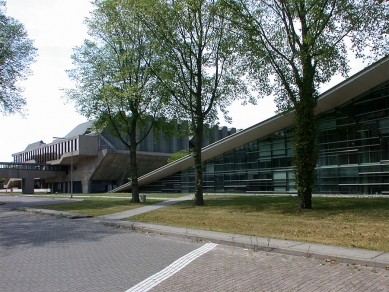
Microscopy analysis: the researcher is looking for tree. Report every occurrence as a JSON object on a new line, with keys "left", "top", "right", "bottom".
{"left": 137, "top": 0, "right": 251, "bottom": 206}
{"left": 64, "top": 0, "right": 172, "bottom": 202}
{"left": 223, "top": 0, "right": 389, "bottom": 209}
{"left": 0, "top": 1, "right": 36, "bottom": 115}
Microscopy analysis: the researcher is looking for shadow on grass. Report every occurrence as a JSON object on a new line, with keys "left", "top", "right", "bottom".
{"left": 177, "top": 195, "right": 389, "bottom": 220}
{"left": 35, "top": 199, "right": 130, "bottom": 210}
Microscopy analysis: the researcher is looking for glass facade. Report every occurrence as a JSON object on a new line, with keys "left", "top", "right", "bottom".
{"left": 141, "top": 81, "right": 389, "bottom": 195}
{"left": 13, "top": 138, "right": 79, "bottom": 163}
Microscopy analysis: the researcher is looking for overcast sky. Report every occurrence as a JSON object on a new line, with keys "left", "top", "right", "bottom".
{"left": 0, "top": 0, "right": 366, "bottom": 162}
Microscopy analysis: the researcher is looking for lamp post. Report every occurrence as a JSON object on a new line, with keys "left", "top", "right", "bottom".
{"left": 53, "top": 137, "right": 73, "bottom": 198}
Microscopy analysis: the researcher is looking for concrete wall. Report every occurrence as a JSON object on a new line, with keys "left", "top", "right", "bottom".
{"left": 78, "top": 135, "right": 99, "bottom": 155}
{"left": 45, "top": 155, "right": 100, "bottom": 193}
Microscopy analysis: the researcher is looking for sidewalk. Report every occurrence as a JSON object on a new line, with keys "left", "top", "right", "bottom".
{"left": 9, "top": 194, "right": 389, "bottom": 270}
{"left": 96, "top": 194, "right": 194, "bottom": 220}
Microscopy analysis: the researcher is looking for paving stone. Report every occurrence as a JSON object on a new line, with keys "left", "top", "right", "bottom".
{"left": 151, "top": 245, "right": 389, "bottom": 292}
{"left": 0, "top": 210, "right": 200, "bottom": 292}
{"left": 1, "top": 195, "right": 389, "bottom": 291}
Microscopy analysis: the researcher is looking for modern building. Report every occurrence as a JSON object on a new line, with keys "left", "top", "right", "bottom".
{"left": 8, "top": 121, "right": 238, "bottom": 193}
{"left": 112, "top": 55, "right": 389, "bottom": 195}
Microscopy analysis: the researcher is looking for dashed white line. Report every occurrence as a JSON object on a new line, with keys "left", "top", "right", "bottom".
{"left": 125, "top": 242, "right": 218, "bottom": 292}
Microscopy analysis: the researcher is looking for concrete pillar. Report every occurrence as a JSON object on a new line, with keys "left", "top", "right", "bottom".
{"left": 22, "top": 178, "right": 35, "bottom": 194}
{"left": 81, "top": 178, "right": 90, "bottom": 194}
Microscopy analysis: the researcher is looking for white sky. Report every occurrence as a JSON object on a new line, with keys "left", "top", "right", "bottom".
{"left": 0, "top": 0, "right": 366, "bottom": 162}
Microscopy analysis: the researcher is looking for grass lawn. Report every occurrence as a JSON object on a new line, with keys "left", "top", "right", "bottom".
{"left": 129, "top": 195, "right": 389, "bottom": 252}
{"left": 34, "top": 197, "right": 163, "bottom": 217}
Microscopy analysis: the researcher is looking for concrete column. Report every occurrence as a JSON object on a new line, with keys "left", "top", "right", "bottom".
{"left": 81, "top": 178, "right": 90, "bottom": 194}
{"left": 22, "top": 178, "right": 35, "bottom": 194}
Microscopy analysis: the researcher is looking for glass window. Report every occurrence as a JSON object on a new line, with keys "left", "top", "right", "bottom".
{"left": 318, "top": 119, "right": 336, "bottom": 129}
{"left": 259, "top": 159, "right": 271, "bottom": 169}
{"left": 339, "top": 167, "right": 358, "bottom": 177}
{"left": 273, "top": 172, "right": 286, "bottom": 180}
{"left": 259, "top": 143, "right": 271, "bottom": 157}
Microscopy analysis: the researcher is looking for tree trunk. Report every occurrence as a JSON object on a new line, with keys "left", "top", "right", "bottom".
{"left": 293, "top": 103, "right": 316, "bottom": 209}
{"left": 298, "top": 186, "right": 313, "bottom": 209}
{"left": 193, "top": 116, "right": 204, "bottom": 206}
{"left": 293, "top": 55, "right": 317, "bottom": 209}
{"left": 130, "top": 119, "right": 140, "bottom": 203}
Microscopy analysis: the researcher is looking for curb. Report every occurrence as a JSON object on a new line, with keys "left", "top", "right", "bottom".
{"left": 99, "top": 219, "right": 389, "bottom": 270}
{"left": 13, "top": 207, "right": 389, "bottom": 271}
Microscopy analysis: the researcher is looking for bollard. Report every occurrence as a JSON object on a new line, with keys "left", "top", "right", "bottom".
{"left": 140, "top": 194, "right": 146, "bottom": 202}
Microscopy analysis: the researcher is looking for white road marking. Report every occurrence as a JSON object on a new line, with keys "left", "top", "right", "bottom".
{"left": 125, "top": 242, "right": 218, "bottom": 292}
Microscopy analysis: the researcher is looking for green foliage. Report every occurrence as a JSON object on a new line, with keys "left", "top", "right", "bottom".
{"left": 136, "top": 0, "right": 251, "bottom": 205}
{"left": 65, "top": 0, "right": 172, "bottom": 142}
{"left": 223, "top": 0, "right": 389, "bottom": 208}
{"left": 167, "top": 149, "right": 191, "bottom": 164}
{"left": 63, "top": 0, "right": 173, "bottom": 202}
{"left": 0, "top": 2, "right": 37, "bottom": 115}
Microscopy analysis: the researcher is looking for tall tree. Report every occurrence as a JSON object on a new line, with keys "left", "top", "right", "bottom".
{"left": 64, "top": 0, "right": 171, "bottom": 202}
{"left": 137, "top": 0, "right": 251, "bottom": 205}
{"left": 223, "top": 0, "right": 389, "bottom": 209}
{"left": 0, "top": 1, "right": 36, "bottom": 115}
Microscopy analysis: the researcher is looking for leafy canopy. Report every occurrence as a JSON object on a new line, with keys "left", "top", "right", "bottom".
{"left": 0, "top": 1, "right": 36, "bottom": 115}
{"left": 223, "top": 0, "right": 389, "bottom": 208}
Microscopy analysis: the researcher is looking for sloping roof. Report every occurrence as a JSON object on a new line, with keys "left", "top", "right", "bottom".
{"left": 25, "top": 140, "right": 46, "bottom": 151}
{"left": 63, "top": 121, "right": 93, "bottom": 139}
{"left": 111, "top": 55, "right": 389, "bottom": 193}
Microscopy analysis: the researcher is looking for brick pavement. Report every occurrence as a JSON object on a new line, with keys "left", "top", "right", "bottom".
{"left": 1, "top": 196, "right": 389, "bottom": 291}
{"left": 0, "top": 210, "right": 202, "bottom": 292}
{"left": 151, "top": 245, "right": 389, "bottom": 292}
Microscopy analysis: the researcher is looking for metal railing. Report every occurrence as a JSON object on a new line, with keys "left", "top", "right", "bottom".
{"left": 0, "top": 162, "right": 66, "bottom": 172}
